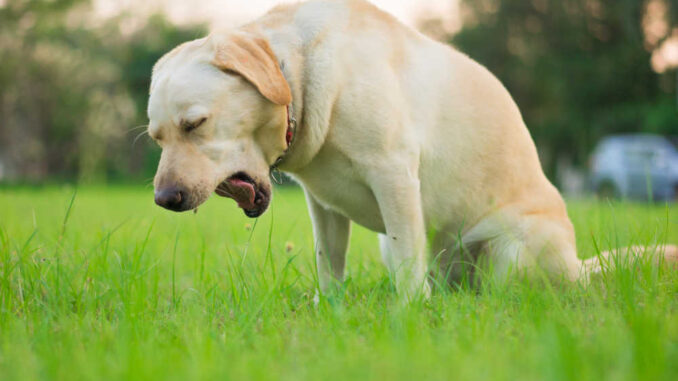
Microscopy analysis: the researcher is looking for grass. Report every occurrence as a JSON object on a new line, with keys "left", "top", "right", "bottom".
{"left": 0, "top": 185, "right": 676, "bottom": 381}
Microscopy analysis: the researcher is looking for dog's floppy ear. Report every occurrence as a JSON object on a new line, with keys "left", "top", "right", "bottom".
{"left": 212, "top": 34, "right": 292, "bottom": 106}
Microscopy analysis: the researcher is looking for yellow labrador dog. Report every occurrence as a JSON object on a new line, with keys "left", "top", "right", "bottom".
{"left": 148, "top": 0, "right": 676, "bottom": 298}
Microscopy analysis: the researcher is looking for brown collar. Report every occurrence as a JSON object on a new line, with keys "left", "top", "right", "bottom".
{"left": 272, "top": 60, "right": 296, "bottom": 170}
{"left": 271, "top": 103, "right": 297, "bottom": 170}
{"left": 285, "top": 103, "right": 297, "bottom": 147}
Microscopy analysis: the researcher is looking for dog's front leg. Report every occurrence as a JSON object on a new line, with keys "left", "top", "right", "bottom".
{"left": 304, "top": 190, "right": 351, "bottom": 295}
{"left": 370, "top": 165, "right": 430, "bottom": 301}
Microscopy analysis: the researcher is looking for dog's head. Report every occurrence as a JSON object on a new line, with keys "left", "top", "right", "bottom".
{"left": 147, "top": 33, "right": 291, "bottom": 217}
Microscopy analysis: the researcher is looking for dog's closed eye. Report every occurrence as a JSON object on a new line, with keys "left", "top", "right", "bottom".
{"left": 182, "top": 117, "right": 207, "bottom": 133}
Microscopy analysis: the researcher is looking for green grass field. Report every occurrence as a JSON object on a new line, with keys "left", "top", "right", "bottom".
{"left": 0, "top": 186, "right": 676, "bottom": 380}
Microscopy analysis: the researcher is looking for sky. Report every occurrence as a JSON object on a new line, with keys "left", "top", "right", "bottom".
{"left": 94, "top": 0, "right": 461, "bottom": 33}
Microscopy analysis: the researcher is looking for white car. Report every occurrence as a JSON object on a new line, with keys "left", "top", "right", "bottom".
{"left": 590, "top": 134, "right": 678, "bottom": 201}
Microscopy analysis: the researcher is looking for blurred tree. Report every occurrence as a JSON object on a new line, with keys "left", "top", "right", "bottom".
{"left": 452, "top": 0, "right": 678, "bottom": 180}
{"left": 112, "top": 15, "right": 206, "bottom": 181}
{"left": 0, "top": 0, "right": 204, "bottom": 182}
{"left": 5, "top": 0, "right": 676, "bottom": 185}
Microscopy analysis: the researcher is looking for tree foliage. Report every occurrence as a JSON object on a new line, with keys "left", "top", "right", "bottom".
{"left": 2, "top": 0, "right": 676, "bottom": 183}
{"left": 0, "top": 0, "right": 204, "bottom": 182}
{"left": 452, "top": 0, "right": 678, "bottom": 178}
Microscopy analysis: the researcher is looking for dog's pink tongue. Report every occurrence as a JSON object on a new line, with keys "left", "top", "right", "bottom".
{"left": 227, "top": 178, "right": 256, "bottom": 210}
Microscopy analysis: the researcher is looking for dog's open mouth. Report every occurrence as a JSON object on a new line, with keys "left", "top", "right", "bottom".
{"left": 215, "top": 172, "right": 270, "bottom": 218}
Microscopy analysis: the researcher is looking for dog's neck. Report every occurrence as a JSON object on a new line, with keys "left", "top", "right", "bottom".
{"left": 247, "top": 11, "right": 336, "bottom": 173}
{"left": 275, "top": 51, "right": 312, "bottom": 171}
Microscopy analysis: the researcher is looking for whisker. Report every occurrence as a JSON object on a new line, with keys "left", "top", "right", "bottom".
{"left": 144, "top": 177, "right": 155, "bottom": 189}
{"left": 127, "top": 124, "right": 149, "bottom": 133}
{"left": 133, "top": 130, "right": 149, "bottom": 147}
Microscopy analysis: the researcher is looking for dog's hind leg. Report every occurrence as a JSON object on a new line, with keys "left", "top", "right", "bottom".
{"left": 473, "top": 213, "right": 678, "bottom": 285}
{"left": 463, "top": 213, "right": 582, "bottom": 285}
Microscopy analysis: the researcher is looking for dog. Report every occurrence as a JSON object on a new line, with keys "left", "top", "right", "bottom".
{"left": 147, "top": 0, "right": 676, "bottom": 298}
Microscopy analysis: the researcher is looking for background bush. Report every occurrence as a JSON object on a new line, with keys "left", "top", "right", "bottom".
{"left": 1, "top": 0, "right": 676, "bottom": 184}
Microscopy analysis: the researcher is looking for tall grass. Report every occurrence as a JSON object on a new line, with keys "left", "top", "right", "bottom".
{"left": 0, "top": 186, "right": 676, "bottom": 380}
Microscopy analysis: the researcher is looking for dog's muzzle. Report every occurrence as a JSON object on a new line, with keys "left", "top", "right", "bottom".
{"left": 215, "top": 172, "right": 271, "bottom": 218}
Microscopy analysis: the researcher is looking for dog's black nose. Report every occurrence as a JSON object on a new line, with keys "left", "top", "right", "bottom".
{"left": 154, "top": 187, "right": 186, "bottom": 211}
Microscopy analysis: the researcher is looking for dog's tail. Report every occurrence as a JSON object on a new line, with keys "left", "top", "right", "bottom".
{"left": 581, "top": 244, "right": 678, "bottom": 277}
